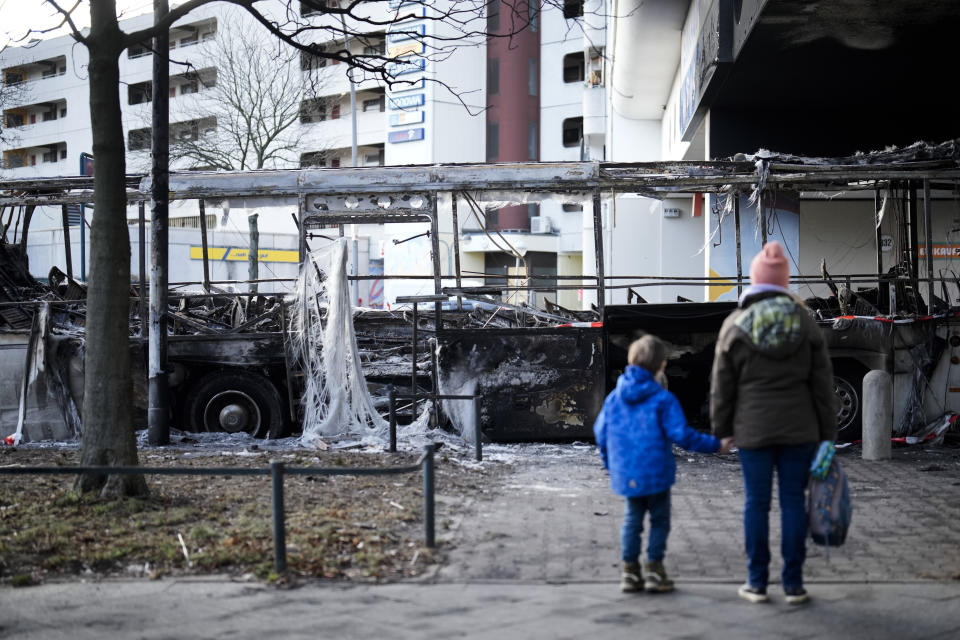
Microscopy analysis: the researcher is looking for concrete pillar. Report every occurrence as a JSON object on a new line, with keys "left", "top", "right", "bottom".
{"left": 862, "top": 370, "right": 892, "bottom": 460}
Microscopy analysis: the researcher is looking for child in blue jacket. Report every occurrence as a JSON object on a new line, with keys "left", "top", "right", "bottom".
{"left": 595, "top": 334, "right": 732, "bottom": 593}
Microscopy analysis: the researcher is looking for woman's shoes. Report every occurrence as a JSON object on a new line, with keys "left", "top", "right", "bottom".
{"left": 737, "top": 583, "right": 769, "bottom": 603}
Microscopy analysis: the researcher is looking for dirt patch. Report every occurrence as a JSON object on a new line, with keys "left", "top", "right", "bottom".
{"left": 0, "top": 444, "right": 510, "bottom": 586}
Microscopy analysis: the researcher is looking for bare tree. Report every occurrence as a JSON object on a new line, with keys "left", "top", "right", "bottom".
{"left": 166, "top": 12, "right": 318, "bottom": 171}
{"left": 25, "top": 0, "right": 552, "bottom": 498}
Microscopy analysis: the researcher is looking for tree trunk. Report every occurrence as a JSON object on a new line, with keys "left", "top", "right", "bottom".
{"left": 75, "top": 0, "right": 147, "bottom": 498}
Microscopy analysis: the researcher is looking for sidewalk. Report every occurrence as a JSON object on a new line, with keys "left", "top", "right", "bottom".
{"left": 2, "top": 443, "right": 959, "bottom": 639}
{"left": 438, "top": 443, "right": 960, "bottom": 584}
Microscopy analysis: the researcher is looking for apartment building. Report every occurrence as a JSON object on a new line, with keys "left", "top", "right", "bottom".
{"left": 1, "top": 0, "right": 608, "bottom": 309}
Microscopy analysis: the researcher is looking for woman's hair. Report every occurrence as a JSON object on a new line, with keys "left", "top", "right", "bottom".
{"left": 627, "top": 334, "right": 666, "bottom": 374}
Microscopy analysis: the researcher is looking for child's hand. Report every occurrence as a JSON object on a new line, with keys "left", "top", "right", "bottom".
{"left": 719, "top": 437, "right": 735, "bottom": 454}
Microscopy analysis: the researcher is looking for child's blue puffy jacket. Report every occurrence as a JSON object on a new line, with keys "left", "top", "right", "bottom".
{"left": 594, "top": 365, "right": 720, "bottom": 497}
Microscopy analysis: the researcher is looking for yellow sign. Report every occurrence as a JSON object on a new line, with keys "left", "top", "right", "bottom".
{"left": 707, "top": 268, "right": 736, "bottom": 301}
{"left": 388, "top": 41, "right": 424, "bottom": 58}
{"left": 189, "top": 246, "right": 299, "bottom": 263}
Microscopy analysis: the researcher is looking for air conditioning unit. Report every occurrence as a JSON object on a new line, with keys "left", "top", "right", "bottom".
{"left": 530, "top": 216, "right": 552, "bottom": 234}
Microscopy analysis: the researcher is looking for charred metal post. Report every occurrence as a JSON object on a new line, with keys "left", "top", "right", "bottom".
{"left": 297, "top": 194, "right": 307, "bottom": 264}
{"left": 198, "top": 199, "right": 211, "bottom": 292}
{"left": 423, "top": 444, "right": 435, "bottom": 548}
{"left": 148, "top": 0, "right": 171, "bottom": 446}
{"left": 759, "top": 197, "right": 767, "bottom": 245}
{"left": 734, "top": 195, "right": 742, "bottom": 295}
{"left": 430, "top": 339, "right": 440, "bottom": 427}
{"left": 388, "top": 388, "right": 397, "bottom": 453}
{"left": 411, "top": 303, "right": 418, "bottom": 417}
{"left": 270, "top": 460, "right": 287, "bottom": 572}
{"left": 60, "top": 204, "right": 73, "bottom": 280}
{"left": 474, "top": 396, "right": 482, "bottom": 462}
{"left": 431, "top": 199, "right": 442, "bottom": 331}
{"left": 248, "top": 213, "right": 259, "bottom": 295}
{"left": 924, "top": 179, "right": 934, "bottom": 314}
{"left": 138, "top": 201, "right": 146, "bottom": 336}
{"left": 592, "top": 191, "right": 605, "bottom": 315}
{"left": 451, "top": 194, "right": 463, "bottom": 310}
{"left": 875, "top": 187, "right": 884, "bottom": 278}
{"left": 908, "top": 183, "right": 919, "bottom": 283}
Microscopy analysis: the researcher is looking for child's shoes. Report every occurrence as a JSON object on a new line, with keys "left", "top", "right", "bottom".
{"left": 643, "top": 561, "right": 675, "bottom": 593}
{"left": 620, "top": 562, "right": 642, "bottom": 593}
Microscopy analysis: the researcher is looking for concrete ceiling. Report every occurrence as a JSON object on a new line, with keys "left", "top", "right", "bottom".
{"left": 709, "top": 0, "right": 960, "bottom": 156}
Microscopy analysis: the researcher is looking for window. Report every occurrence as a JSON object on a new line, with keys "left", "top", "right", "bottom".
{"left": 301, "top": 47, "right": 327, "bottom": 71}
{"left": 363, "top": 43, "right": 383, "bottom": 56}
{"left": 562, "top": 203, "right": 583, "bottom": 213}
{"left": 487, "top": 0, "right": 500, "bottom": 32}
{"left": 300, "top": 151, "right": 326, "bottom": 167}
{"left": 331, "top": 103, "right": 340, "bottom": 119}
{"left": 60, "top": 107, "right": 67, "bottom": 118}
{"left": 300, "top": 98, "right": 327, "bottom": 123}
{"left": 587, "top": 53, "right": 603, "bottom": 86}
{"left": 330, "top": 157, "right": 341, "bottom": 168}
{"left": 528, "top": 57, "right": 538, "bottom": 96}
{"left": 300, "top": 0, "right": 337, "bottom": 16}
{"left": 128, "top": 40, "right": 151, "bottom": 58}
{"left": 169, "top": 215, "right": 217, "bottom": 229}
{"left": 362, "top": 96, "right": 384, "bottom": 112}
{"left": 5, "top": 114, "right": 24, "bottom": 127}
{"left": 60, "top": 148, "right": 67, "bottom": 160}
{"left": 180, "top": 32, "right": 198, "bottom": 47}
{"left": 42, "top": 149, "right": 58, "bottom": 163}
{"left": 562, "top": 116, "right": 583, "bottom": 148}
{"left": 487, "top": 121, "right": 499, "bottom": 159}
{"left": 128, "top": 128, "right": 151, "bottom": 151}
{"left": 563, "top": 52, "right": 584, "bottom": 83}
{"left": 563, "top": 0, "right": 583, "bottom": 19}
{"left": 42, "top": 109, "right": 57, "bottom": 121}
{"left": 129, "top": 81, "right": 152, "bottom": 104}
{"left": 528, "top": 121, "right": 538, "bottom": 160}
{"left": 180, "top": 80, "right": 198, "bottom": 95}
{"left": 488, "top": 58, "right": 499, "bottom": 95}
{"left": 4, "top": 72, "right": 24, "bottom": 85}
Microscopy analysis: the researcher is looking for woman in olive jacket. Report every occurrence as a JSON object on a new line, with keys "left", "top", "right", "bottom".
{"left": 710, "top": 241, "right": 837, "bottom": 605}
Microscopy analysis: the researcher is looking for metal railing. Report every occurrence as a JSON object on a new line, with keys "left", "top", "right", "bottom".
{"left": 388, "top": 390, "right": 482, "bottom": 461}
{"left": 0, "top": 444, "right": 437, "bottom": 573}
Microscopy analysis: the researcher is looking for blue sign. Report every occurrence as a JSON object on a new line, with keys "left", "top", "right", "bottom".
{"left": 388, "top": 24, "right": 425, "bottom": 42}
{"left": 387, "top": 58, "right": 425, "bottom": 76}
{"left": 389, "top": 93, "right": 425, "bottom": 110}
{"left": 390, "top": 111, "right": 425, "bottom": 127}
{"left": 388, "top": 128, "right": 425, "bottom": 144}
{"left": 388, "top": 0, "right": 426, "bottom": 15}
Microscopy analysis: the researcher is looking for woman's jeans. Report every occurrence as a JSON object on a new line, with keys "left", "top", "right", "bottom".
{"left": 621, "top": 490, "right": 671, "bottom": 563}
{"left": 738, "top": 443, "right": 817, "bottom": 589}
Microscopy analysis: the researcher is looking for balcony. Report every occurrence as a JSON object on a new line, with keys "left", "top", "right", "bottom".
{"left": 2, "top": 55, "right": 66, "bottom": 87}
{"left": 2, "top": 141, "right": 68, "bottom": 174}
{"left": 3, "top": 98, "right": 68, "bottom": 131}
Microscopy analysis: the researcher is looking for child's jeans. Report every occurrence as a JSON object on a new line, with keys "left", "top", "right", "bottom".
{"left": 621, "top": 490, "right": 671, "bottom": 563}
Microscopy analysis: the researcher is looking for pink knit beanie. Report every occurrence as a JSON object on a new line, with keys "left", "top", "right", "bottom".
{"left": 749, "top": 241, "right": 790, "bottom": 287}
